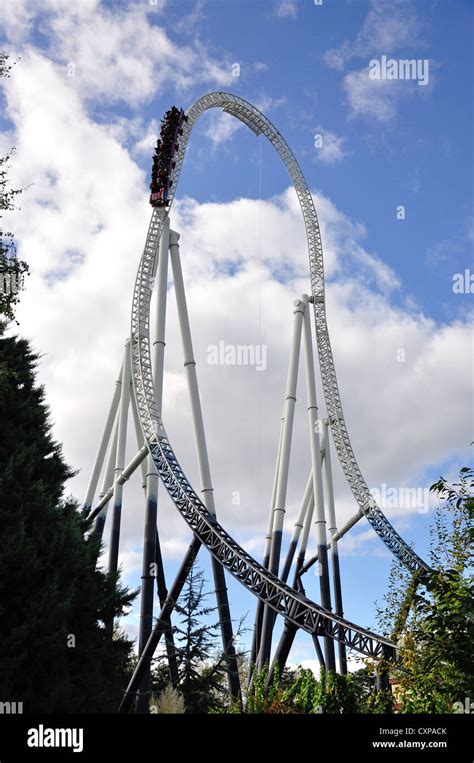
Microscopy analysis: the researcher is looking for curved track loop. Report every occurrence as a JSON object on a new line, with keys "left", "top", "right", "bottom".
{"left": 130, "top": 92, "right": 428, "bottom": 664}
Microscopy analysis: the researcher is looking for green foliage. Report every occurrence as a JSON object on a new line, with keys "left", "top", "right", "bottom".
{"left": 279, "top": 667, "right": 321, "bottom": 713}
{"left": 241, "top": 663, "right": 295, "bottom": 714}
{"left": 229, "top": 665, "right": 365, "bottom": 714}
{"left": 152, "top": 565, "right": 244, "bottom": 714}
{"left": 347, "top": 667, "right": 393, "bottom": 713}
{"left": 0, "top": 332, "right": 136, "bottom": 711}
{"left": 377, "top": 465, "right": 474, "bottom": 713}
{"left": 281, "top": 667, "right": 359, "bottom": 713}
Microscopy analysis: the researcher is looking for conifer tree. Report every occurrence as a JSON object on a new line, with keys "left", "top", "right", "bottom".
{"left": 152, "top": 564, "right": 244, "bottom": 713}
{"left": 0, "top": 331, "right": 136, "bottom": 712}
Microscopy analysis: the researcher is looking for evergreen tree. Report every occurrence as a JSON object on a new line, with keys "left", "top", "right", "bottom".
{"left": 152, "top": 564, "right": 243, "bottom": 713}
{"left": 0, "top": 331, "right": 136, "bottom": 712}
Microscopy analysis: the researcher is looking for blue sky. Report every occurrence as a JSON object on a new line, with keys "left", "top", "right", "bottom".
{"left": 0, "top": 0, "right": 472, "bottom": 671}
{"left": 123, "top": 0, "right": 474, "bottom": 318}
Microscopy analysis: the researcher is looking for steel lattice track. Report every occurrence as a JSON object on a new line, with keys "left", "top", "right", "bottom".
{"left": 130, "top": 92, "right": 429, "bottom": 665}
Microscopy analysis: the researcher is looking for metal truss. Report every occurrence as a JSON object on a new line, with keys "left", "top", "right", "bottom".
{"left": 129, "top": 92, "right": 430, "bottom": 670}
{"left": 151, "top": 435, "right": 398, "bottom": 664}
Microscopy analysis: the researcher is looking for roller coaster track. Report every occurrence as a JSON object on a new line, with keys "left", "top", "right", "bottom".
{"left": 130, "top": 92, "right": 430, "bottom": 667}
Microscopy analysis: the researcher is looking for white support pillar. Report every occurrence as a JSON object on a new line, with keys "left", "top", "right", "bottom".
{"left": 136, "top": 217, "right": 171, "bottom": 713}
{"left": 108, "top": 340, "right": 131, "bottom": 575}
{"left": 248, "top": 413, "right": 285, "bottom": 680}
{"left": 301, "top": 293, "right": 335, "bottom": 671}
{"left": 169, "top": 231, "right": 216, "bottom": 515}
{"left": 321, "top": 421, "right": 338, "bottom": 542}
{"left": 258, "top": 298, "right": 305, "bottom": 669}
{"left": 93, "top": 412, "right": 119, "bottom": 538}
{"left": 280, "top": 471, "right": 313, "bottom": 583}
{"left": 88, "top": 445, "right": 148, "bottom": 527}
{"left": 143, "top": 215, "right": 170, "bottom": 500}
{"left": 297, "top": 490, "right": 315, "bottom": 572}
{"left": 130, "top": 384, "right": 147, "bottom": 489}
{"left": 169, "top": 229, "right": 241, "bottom": 701}
{"left": 268, "top": 298, "right": 305, "bottom": 573}
{"left": 298, "top": 507, "right": 365, "bottom": 576}
{"left": 83, "top": 361, "right": 122, "bottom": 513}
{"left": 264, "top": 412, "right": 285, "bottom": 564}
{"left": 321, "top": 419, "right": 347, "bottom": 673}
{"left": 329, "top": 509, "right": 364, "bottom": 546}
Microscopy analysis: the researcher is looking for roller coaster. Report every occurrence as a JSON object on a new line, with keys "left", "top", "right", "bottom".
{"left": 83, "top": 93, "right": 431, "bottom": 712}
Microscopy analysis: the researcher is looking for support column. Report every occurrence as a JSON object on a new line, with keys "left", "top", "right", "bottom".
{"left": 154, "top": 528, "right": 179, "bottom": 687}
{"left": 258, "top": 299, "right": 305, "bottom": 669}
{"left": 83, "top": 361, "right": 122, "bottom": 514}
{"left": 136, "top": 217, "right": 170, "bottom": 713}
{"left": 119, "top": 536, "right": 202, "bottom": 714}
{"left": 280, "top": 471, "right": 313, "bottom": 584}
{"left": 321, "top": 419, "right": 347, "bottom": 674}
{"left": 302, "top": 294, "right": 335, "bottom": 671}
{"left": 87, "top": 444, "right": 148, "bottom": 530}
{"left": 248, "top": 413, "right": 284, "bottom": 682}
{"left": 169, "top": 229, "right": 241, "bottom": 702}
{"left": 265, "top": 472, "right": 313, "bottom": 658}
{"left": 107, "top": 340, "right": 131, "bottom": 578}
{"left": 130, "top": 385, "right": 147, "bottom": 489}
{"left": 269, "top": 482, "right": 321, "bottom": 682}
{"left": 93, "top": 411, "right": 119, "bottom": 540}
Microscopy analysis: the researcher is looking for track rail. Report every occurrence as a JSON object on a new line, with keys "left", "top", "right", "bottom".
{"left": 130, "top": 92, "right": 429, "bottom": 665}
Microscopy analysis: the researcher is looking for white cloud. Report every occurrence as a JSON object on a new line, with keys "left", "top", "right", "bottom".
{"left": 288, "top": 653, "right": 363, "bottom": 677}
{"left": 275, "top": 0, "right": 298, "bottom": 19}
{"left": 324, "top": 0, "right": 425, "bottom": 70}
{"left": 0, "top": 1, "right": 102, "bottom": 43}
{"left": 203, "top": 110, "right": 243, "bottom": 149}
{"left": 348, "top": 68, "right": 432, "bottom": 124}
{"left": 313, "top": 126, "right": 348, "bottom": 165}
{"left": 343, "top": 67, "right": 428, "bottom": 123}
{"left": 133, "top": 119, "right": 160, "bottom": 156}
{"left": 0, "top": 0, "right": 233, "bottom": 105}
{"left": 323, "top": 0, "right": 431, "bottom": 122}
{"left": 426, "top": 218, "right": 474, "bottom": 267}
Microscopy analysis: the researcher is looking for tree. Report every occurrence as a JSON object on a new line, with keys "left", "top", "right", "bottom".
{"left": 0, "top": 331, "right": 136, "bottom": 712}
{"left": 151, "top": 564, "right": 244, "bottom": 713}
{"left": 222, "top": 664, "right": 371, "bottom": 714}
{"left": 1, "top": 52, "right": 28, "bottom": 323}
{"left": 376, "top": 465, "right": 474, "bottom": 712}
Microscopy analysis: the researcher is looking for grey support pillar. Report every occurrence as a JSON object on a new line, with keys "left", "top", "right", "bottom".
{"left": 258, "top": 299, "right": 305, "bottom": 669}
{"left": 83, "top": 361, "right": 122, "bottom": 514}
{"left": 248, "top": 413, "right": 284, "bottom": 682}
{"left": 107, "top": 340, "right": 131, "bottom": 578}
{"left": 302, "top": 295, "right": 335, "bottom": 671}
{"left": 93, "top": 413, "right": 119, "bottom": 540}
{"left": 136, "top": 217, "right": 170, "bottom": 713}
{"left": 321, "top": 419, "right": 347, "bottom": 674}
{"left": 169, "top": 229, "right": 241, "bottom": 702}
